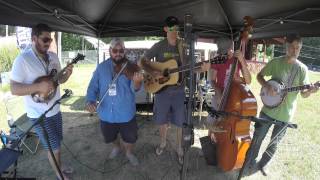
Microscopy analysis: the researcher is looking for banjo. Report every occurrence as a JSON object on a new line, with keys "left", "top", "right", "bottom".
{"left": 260, "top": 79, "right": 320, "bottom": 108}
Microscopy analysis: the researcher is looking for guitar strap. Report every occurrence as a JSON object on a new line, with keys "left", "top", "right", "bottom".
{"left": 283, "top": 62, "right": 299, "bottom": 100}
{"left": 287, "top": 62, "right": 299, "bottom": 87}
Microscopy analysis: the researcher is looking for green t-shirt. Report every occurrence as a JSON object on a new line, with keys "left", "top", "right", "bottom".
{"left": 260, "top": 56, "right": 310, "bottom": 122}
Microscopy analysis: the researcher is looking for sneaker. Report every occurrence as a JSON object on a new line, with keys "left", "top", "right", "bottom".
{"left": 242, "top": 163, "right": 259, "bottom": 177}
{"left": 258, "top": 164, "right": 268, "bottom": 176}
{"left": 126, "top": 153, "right": 139, "bottom": 166}
{"left": 109, "top": 147, "right": 120, "bottom": 159}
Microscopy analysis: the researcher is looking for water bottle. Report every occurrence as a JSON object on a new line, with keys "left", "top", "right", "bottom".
{"left": 7, "top": 115, "right": 17, "bottom": 142}
{"left": 1, "top": 131, "right": 7, "bottom": 145}
{"left": 7, "top": 114, "right": 14, "bottom": 128}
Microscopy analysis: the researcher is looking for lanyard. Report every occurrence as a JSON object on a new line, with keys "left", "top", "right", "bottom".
{"left": 33, "top": 48, "right": 49, "bottom": 74}
{"left": 96, "top": 61, "right": 128, "bottom": 110}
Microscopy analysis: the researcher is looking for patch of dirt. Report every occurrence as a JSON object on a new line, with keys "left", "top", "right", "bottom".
{"left": 6, "top": 109, "right": 265, "bottom": 180}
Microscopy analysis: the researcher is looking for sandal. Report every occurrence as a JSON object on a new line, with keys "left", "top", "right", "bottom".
{"left": 155, "top": 145, "right": 165, "bottom": 156}
{"left": 178, "top": 154, "right": 184, "bottom": 165}
{"left": 62, "top": 166, "right": 74, "bottom": 174}
{"left": 56, "top": 172, "right": 71, "bottom": 180}
{"left": 177, "top": 149, "right": 184, "bottom": 165}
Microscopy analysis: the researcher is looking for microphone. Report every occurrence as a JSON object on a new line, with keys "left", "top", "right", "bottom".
{"left": 61, "top": 89, "right": 73, "bottom": 99}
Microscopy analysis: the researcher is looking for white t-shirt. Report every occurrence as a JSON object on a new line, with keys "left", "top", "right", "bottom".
{"left": 10, "top": 48, "right": 61, "bottom": 118}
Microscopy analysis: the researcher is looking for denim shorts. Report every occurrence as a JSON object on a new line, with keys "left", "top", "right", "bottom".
{"left": 153, "top": 86, "right": 186, "bottom": 127}
{"left": 100, "top": 117, "right": 138, "bottom": 144}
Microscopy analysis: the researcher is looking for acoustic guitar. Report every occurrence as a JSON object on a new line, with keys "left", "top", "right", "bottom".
{"left": 143, "top": 57, "right": 225, "bottom": 93}
{"left": 31, "top": 53, "right": 85, "bottom": 103}
{"left": 260, "top": 79, "right": 320, "bottom": 108}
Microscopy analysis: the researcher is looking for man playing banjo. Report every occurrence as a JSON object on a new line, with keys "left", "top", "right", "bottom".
{"left": 244, "top": 34, "right": 319, "bottom": 176}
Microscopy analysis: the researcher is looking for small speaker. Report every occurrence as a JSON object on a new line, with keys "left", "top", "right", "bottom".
{"left": 200, "top": 136, "right": 217, "bottom": 166}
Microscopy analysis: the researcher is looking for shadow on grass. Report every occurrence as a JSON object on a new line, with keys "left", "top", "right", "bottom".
{"left": 61, "top": 96, "right": 86, "bottom": 111}
{"left": 61, "top": 96, "right": 155, "bottom": 113}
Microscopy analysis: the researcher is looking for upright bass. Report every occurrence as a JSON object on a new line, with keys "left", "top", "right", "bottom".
{"left": 213, "top": 16, "right": 257, "bottom": 171}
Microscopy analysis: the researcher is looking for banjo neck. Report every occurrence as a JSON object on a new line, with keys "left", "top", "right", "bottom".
{"left": 284, "top": 84, "right": 311, "bottom": 92}
{"left": 283, "top": 82, "right": 320, "bottom": 92}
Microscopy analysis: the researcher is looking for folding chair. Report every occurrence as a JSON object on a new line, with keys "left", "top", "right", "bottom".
{"left": 0, "top": 133, "right": 35, "bottom": 180}
{"left": 0, "top": 132, "right": 22, "bottom": 178}
{"left": 10, "top": 113, "right": 40, "bottom": 154}
{"left": 3, "top": 94, "right": 40, "bottom": 154}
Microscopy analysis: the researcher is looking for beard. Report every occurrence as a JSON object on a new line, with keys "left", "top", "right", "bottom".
{"left": 112, "top": 56, "right": 126, "bottom": 65}
{"left": 35, "top": 42, "right": 49, "bottom": 55}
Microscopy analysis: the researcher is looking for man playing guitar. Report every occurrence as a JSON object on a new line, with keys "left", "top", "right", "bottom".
{"left": 139, "top": 16, "right": 210, "bottom": 164}
{"left": 244, "top": 34, "right": 319, "bottom": 176}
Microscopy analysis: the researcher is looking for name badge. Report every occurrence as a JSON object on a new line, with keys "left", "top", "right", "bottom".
{"left": 108, "top": 83, "right": 117, "bottom": 96}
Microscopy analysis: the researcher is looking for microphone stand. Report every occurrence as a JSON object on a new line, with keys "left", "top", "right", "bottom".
{"left": 12, "top": 89, "right": 73, "bottom": 180}
{"left": 181, "top": 14, "right": 195, "bottom": 180}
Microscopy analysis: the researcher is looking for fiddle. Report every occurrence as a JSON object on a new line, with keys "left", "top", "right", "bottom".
{"left": 114, "top": 58, "right": 142, "bottom": 80}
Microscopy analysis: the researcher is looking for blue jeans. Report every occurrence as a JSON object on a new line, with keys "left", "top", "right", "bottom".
{"left": 246, "top": 112, "right": 288, "bottom": 168}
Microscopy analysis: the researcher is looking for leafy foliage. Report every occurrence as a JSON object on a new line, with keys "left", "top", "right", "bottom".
{"left": 0, "top": 43, "right": 20, "bottom": 73}
{"left": 0, "top": 25, "right": 15, "bottom": 36}
{"left": 301, "top": 37, "right": 320, "bottom": 66}
{"left": 275, "top": 37, "right": 320, "bottom": 66}
{"left": 61, "top": 33, "right": 95, "bottom": 51}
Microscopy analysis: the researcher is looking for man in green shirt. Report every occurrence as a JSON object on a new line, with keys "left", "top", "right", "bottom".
{"left": 245, "top": 35, "right": 319, "bottom": 176}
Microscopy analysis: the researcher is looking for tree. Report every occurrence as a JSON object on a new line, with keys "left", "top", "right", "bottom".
{"left": 274, "top": 37, "right": 320, "bottom": 66}
{"left": 61, "top": 33, "right": 95, "bottom": 51}
{"left": 300, "top": 37, "right": 320, "bottom": 66}
{"left": 0, "top": 25, "right": 16, "bottom": 36}
{"left": 0, "top": 43, "right": 20, "bottom": 73}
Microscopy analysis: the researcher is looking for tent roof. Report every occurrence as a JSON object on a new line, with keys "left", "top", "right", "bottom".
{"left": 1, "top": 0, "right": 320, "bottom": 39}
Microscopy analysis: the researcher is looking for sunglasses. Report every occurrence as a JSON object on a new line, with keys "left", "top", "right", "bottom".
{"left": 40, "top": 37, "right": 53, "bottom": 43}
{"left": 111, "top": 48, "right": 124, "bottom": 54}
{"left": 168, "top": 26, "right": 179, "bottom": 32}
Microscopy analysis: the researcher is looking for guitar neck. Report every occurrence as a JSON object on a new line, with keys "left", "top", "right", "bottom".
{"left": 168, "top": 58, "right": 224, "bottom": 74}
{"left": 53, "top": 63, "right": 72, "bottom": 83}
{"left": 169, "top": 62, "right": 203, "bottom": 74}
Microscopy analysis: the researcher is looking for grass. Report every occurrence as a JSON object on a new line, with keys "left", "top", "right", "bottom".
{"left": 59, "top": 64, "right": 95, "bottom": 112}
{"left": 1, "top": 84, "right": 10, "bottom": 92}
{"left": 0, "top": 64, "right": 319, "bottom": 179}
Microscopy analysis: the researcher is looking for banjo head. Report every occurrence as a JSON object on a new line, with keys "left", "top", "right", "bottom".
{"left": 260, "top": 80, "right": 284, "bottom": 108}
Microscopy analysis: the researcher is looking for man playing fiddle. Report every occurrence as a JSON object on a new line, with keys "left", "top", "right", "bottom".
{"left": 85, "top": 38, "right": 144, "bottom": 166}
